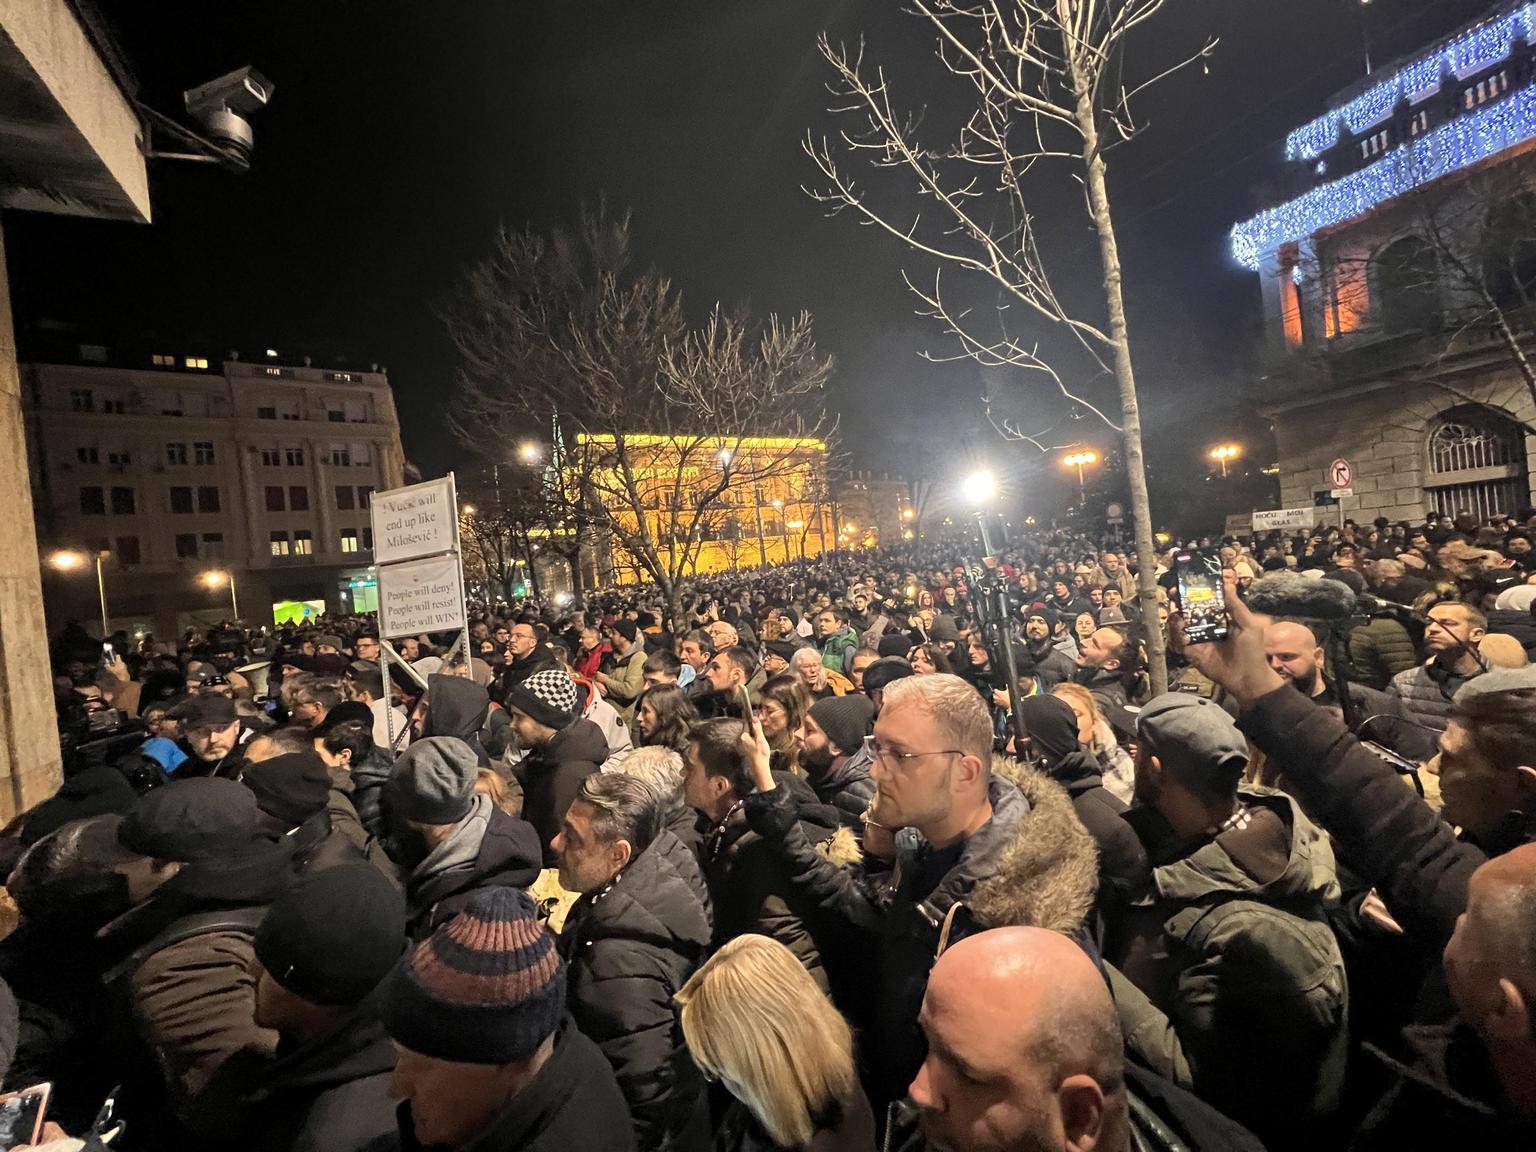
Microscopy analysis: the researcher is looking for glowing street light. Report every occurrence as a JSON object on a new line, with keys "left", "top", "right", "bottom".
{"left": 461, "top": 504, "right": 477, "bottom": 517}
{"left": 1062, "top": 451, "right": 1099, "bottom": 500}
{"left": 516, "top": 441, "right": 542, "bottom": 465}
{"left": 961, "top": 470, "right": 998, "bottom": 506}
{"left": 1209, "top": 443, "right": 1241, "bottom": 478}
{"left": 49, "top": 549, "right": 110, "bottom": 637}
{"left": 202, "top": 569, "right": 239, "bottom": 619}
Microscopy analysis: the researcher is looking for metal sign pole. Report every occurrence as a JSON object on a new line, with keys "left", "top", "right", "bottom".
{"left": 449, "top": 471, "right": 473, "bottom": 676}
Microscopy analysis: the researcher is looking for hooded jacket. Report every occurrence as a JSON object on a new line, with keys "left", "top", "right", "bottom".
{"left": 603, "top": 644, "right": 649, "bottom": 721}
{"left": 560, "top": 832, "right": 713, "bottom": 1152}
{"left": 421, "top": 675, "right": 492, "bottom": 767}
{"left": 1047, "top": 750, "right": 1148, "bottom": 908}
{"left": 744, "top": 764, "right": 1098, "bottom": 1110}
{"left": 403, "top": 794, "right": 542, "bottom": 938}
{"left": 516, "top": 718, "right": 610, "bottom": 866}
{"left": 100, "top": 839, "right": 296, "bottom": 1127}
{"left": 1106, "top": 787, "right": 1349, "bottom": 1145}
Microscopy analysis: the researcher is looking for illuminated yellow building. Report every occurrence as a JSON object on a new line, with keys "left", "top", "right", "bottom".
{"left": 573, "top": 434, "right": 835, "bottom": 581}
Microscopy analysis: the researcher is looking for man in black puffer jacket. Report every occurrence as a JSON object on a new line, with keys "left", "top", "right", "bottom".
{"left": 554, "top": 774, "right": 712, "bottom": 1152}
{"left": 507, "top": 669, "right": 609, "bottom": 865}
{"left": 1015, "top": 695, "right": 1147, "bottom": 910}
{"left": 800, "top": 695, "right": 877, "bottom": 826}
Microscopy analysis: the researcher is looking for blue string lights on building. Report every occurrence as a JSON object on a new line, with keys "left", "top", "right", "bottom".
{"left": 1231, "top": 82, "right": 1536, "bottom": 269}
{"left": 1283, "top": 4, "right": 1536, "bottom": 162}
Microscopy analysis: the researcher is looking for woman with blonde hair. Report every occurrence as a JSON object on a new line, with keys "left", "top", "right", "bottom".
{"left": 1051, "top": 681, "right": 1135, "bottom": 804}
{"left": 677, "top": 934, "right": 874, "bottom": 1152}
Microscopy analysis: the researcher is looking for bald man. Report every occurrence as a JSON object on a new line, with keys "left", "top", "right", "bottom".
{"left": 908, "top": 927, "right": 1262, "bottom": 1152}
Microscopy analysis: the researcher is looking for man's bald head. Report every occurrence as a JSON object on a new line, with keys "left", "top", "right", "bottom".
{"left": 911, "top": 927, "right": 1127, "bottom": 1152}
{"left": 1265, "top": 620, "right": 1325, "bottom": 696}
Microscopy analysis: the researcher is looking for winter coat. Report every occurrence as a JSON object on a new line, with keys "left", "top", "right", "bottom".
{"left": 819, "top": 628, "right": 860, "bottom": 677}
{"left": 1347, "top": 615, "right": 1419, "bottom": 689}
{"left": 1074, "top": 665, "right": 1130, "bottom": 713}
{"left": 350, "top": 744, "right": 393, "bottom": 840}
{"left": 382, "top": 1016, "right": 636, "bottom": 1152}
{"left": 403, "top": 795, "right": 542, "bottom": 938}
{"left": 560, "top": 832, "right": 712, "bottom": 1151}
{"left": 1347, "top": 1021, "right": 1536, "bottom": 1151}
{"left": 1106, "top": 787, "right": 1349, "bottom": 1145}
{"left": 743, "top": 765, "right": 1098, "bottom": 1110}
{"left": 808, "top": 743, "right": 877, "bottom": 828}
{"left": 1018, "top": 640, "right": 1076, "bottom": 689}
{"left": 516, "top": 718, "right": 609, "bottom": 865}
{"left": 210, "top": 994, "right": 397, "bottom": 1152}
{"left": 1045, "top": 750, "right": 1148, "bottom": 908}
{"left": 577, "top": 642, "right": 613, "bottom": 681}
{"left": 100, "top": 840, "right": 295, "bottom": 1128}
{"left": 1237, "top": 682, "right": 1533, "bottom": 949}
{"left": 497, "top": 647, "right": 559, "bottom": 698}
{"left": 20, "top": 763, "right": 138, "bottom": 845}
{"left": 712, "top": 1090, "right": 876, "bottom": 1152}
{"left": 663, "top": 802, "right": 706, "bottom": 862}
{"left": 703, "top": 775, "right": 851, "bottom": 993}
{"left": 1387, "top": 659, "right": 1480, "bottom": 734}
{"left": 604, "top": 645, "right": 649, "bottom": 721}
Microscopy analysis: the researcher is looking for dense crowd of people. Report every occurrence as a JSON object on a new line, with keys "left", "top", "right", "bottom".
{"left": 11, "top": 505, "right": 1536, "bottom": 1149}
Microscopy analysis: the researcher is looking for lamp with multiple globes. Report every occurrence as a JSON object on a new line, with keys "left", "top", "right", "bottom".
{"left": 1209, "top": 443, "right": 1241, "bottom": 478}
{"left": 1062, "top": 451, "right": 1099, "bottom": 500}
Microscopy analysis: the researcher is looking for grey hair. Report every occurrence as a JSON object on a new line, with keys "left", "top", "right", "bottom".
{"left": 576, "top": 772, "right": 662, "bottom": 853}
{"left": 881, "top": 674, "right": 994, "bottom": 768}
{"left": 607, "top": 747, "right": 686, "bottom": 808}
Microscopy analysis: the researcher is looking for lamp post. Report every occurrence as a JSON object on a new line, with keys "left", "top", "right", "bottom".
{"left": 49, "top": 549, "right": 110, "bottom": 637}
{"left": 1209, "top": 443, "right": 1241, "bottom": 479}
{"left": 961, "top": 470, "right": 1025, "bottom": 747}
{"left": 202, "top": 569, "right": 239, "bottom": 620}
{"left": 1062, "top": 451, "right": 1099, "bottom": 502}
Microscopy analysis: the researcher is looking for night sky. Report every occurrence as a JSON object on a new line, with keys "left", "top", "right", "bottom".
{"left": 3, "top": 0, "right": 1498, "bottom": 520}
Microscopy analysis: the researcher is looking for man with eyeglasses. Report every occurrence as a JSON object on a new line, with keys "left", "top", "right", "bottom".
{"left": 497, "top": 620, "right": 555, "bottom": 698}
{"left": 741, "top": 672, "right": 1035, "bottom": 1115}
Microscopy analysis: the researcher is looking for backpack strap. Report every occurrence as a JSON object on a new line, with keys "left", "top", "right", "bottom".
{"left": 105, "top": 906, "right": 268, "bottom": 987}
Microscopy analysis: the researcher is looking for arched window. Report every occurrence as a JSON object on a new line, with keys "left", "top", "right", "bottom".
{"left": 1426, "top": 404, "right": 1529, "bottom": 521}
{"left": 1374, "top": 235, "right": 1441, "bottom": 332}
{"left": 1482, "top": 192, "right": 1536, "bottom": 311}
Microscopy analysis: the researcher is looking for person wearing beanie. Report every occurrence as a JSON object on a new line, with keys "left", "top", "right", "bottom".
{"left": 552, "top": 774, "right": 711, "bottom": 1148}
{"left": 242, "top": 748, "right": 382, "bottom": 881}
{"left": 99, "top": 779, "right": 299, "bottom": 1129}
{"left": 800, "top": 695, "right": 878, "bottom": 826}
{"left": 195, "top": 864, "right": 408, "bottom": 1151}
{"left": 384, "top": 737, "right": 541, "bottom": 938}
{"left": 382, "top": 886, "right": 634, "bottom": 1152}
{"left": 506, "top": 669, "right": 610, "bottom": 866}
{"left": 1021, "top": 607, "right": 1076, "bottom": 687}
{"left": 1014, "top": 695, "right": 1146, "bottom": 909}
{"left": 594, "top": 618, "right": 647, "bottom": 723}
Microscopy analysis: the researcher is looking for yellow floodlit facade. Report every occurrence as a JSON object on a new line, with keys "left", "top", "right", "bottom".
{"left": 572, "top": 434, "right": 835, "bottom": 580}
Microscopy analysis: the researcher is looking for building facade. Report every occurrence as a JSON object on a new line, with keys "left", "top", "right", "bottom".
{"left": 833, "top": 471, "right": 916, "bottom": 548}
{"left": 25, "top": 343, "right": 406, "bottom": 637}
{"left": 573, "top": 434, "right": 835, "bottom": 581}
{"left": 1232, "top": 3, "right": 1536, "bottom": 521}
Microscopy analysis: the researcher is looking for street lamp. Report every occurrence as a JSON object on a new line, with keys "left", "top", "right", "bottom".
{"left": 1209, "top": 443, "right": 1241, "bottom": 478}
{"left": 1062, "top": 451, "right": 1099, "bottom": 501}
{"left": 461, "top": 503, "right": 477, "bottom": 517}
{"left": 516, "top": 441, "right": 542, "bottom": 465}
{"left": 961, "top": 469, "right": 998, "bottom": 505}
{"left": 49, "top": 549, "right": 110, "bottom": 637}
{"left": 202, "top": 569, "right": 239, "bottom": 619}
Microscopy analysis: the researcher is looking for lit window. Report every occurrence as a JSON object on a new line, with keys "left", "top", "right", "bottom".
{"left": 340, "top": 528, "right": 359, "bottom": 553}
{"left": 185, "top": 357, "right": 209, "bottom": 370}
{"left": 152, "top": 354, "right": 174, "bottom": 367}
{"left": 270, "top": 531, "right": 290, "bottom": 557}
{"left": 293, "top": 529, "right": 313, "bottom": 556}
{"left": 265, "top": 367, "right": 284, "bottom": 377}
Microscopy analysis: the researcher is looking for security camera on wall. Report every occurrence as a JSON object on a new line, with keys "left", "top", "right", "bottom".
{"left": 183, "top": 67, "right": 275, "bottom": 164}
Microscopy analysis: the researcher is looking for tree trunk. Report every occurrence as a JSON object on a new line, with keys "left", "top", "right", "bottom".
{"left": 1068, "top": 39, "right": 1168, "bottom": 697}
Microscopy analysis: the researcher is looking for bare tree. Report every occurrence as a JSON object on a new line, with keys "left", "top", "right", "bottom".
{"left": 804, "top": 1, "right": 1215, "bottom": 695}
{"left": 445, "top": 208, "right": 835, "bottom": 626}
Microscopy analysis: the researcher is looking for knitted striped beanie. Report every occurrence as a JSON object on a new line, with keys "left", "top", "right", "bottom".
{"left": 383, "top": 886, "right": 564, "bottom": 1064}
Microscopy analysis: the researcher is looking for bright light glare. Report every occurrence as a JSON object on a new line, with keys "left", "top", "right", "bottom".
{"left": 555, "top": 591, "right": 572, "bottom": 606}
{"left": 461, "top": 504, "right": 477, "bottom": 517}
{"left": 48, "top": 550, "right": 85, "bottom": 571}
{"left": 961, "top": 470, "right": 998, "bottom": 505}
{"left": 202, "top": 570, "right": 227, "bottom": 589}
{"left": 517, "top": 442, "right": 542, "bottom": 464}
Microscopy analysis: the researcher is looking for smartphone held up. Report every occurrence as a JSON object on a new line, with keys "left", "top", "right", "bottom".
{"left": 1174, "top": 550, "right": 1229, "bottom": 645}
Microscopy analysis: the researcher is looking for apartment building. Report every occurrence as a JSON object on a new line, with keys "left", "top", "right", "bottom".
{"left": 24, "top": 337, "right": 406, "bottom": 637}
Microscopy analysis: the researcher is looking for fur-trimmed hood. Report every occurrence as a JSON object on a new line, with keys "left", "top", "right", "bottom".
{"left": 968, "top": 757, "right": 1100, "bottom": 936}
